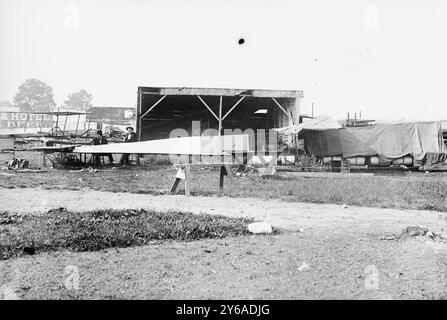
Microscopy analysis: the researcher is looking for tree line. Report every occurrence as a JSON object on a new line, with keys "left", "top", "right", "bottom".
{"left": 10, "top": 78, "right": 93, "bottom": 113}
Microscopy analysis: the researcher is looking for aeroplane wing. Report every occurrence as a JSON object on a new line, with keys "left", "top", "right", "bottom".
{"left": 73, "top": 134, "right": 252, "bottom": 155}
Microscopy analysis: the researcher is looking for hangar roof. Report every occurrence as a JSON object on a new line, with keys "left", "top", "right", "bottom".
{"left": 138, "top": 86, "right": 303, "bottom": 99}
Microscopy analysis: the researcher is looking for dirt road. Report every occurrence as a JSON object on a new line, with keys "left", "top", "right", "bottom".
{"left": 2, "top": 187, "right": 447, "bottom": 234}
{"left": 2, "top": 187, "right": 447, "bottom": 300}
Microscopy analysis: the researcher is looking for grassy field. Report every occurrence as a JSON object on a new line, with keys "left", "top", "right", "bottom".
{"left": 1, "top": 164, "right": 446, "bottom": 212}
{"left": 0, "top": 209, "right": 256, "bottom": 260}
{"left": 2, "top": 152, "right": 447, "bottom": 300}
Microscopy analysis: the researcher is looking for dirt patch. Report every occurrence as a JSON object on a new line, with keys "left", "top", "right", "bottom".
{"left": 2, "top": 232, "right": 447, "bottom": 299}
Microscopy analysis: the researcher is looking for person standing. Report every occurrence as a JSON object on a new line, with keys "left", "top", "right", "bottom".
{"left": 90, "top": 130, "right": 114, "bottom": 165}
{"left": 119, "top": 126, "right": 136, "bottom": 165}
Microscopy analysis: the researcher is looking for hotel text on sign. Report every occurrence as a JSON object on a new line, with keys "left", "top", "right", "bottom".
{"left": 0, "top": 113, "right": 53, "bottom": 128}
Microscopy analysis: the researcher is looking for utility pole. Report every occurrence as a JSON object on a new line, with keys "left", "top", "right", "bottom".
{"left": 311, "top": 102, "right": 314, "bottom": 118}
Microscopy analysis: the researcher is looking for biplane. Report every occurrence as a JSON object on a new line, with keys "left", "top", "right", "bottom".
{"left": 0, "top": 110, "right": 95, "bottom": 166}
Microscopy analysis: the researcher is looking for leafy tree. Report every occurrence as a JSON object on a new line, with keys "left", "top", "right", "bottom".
{"left": 63, "top": 89, "right": 93, "bottom": 110}
{"left": 13, "top": 78, "right": 56, "bottom": 112}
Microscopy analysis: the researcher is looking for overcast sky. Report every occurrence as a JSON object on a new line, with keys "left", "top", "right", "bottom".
{"left": 1, "top": 0, "right": 446, "bottom": 121}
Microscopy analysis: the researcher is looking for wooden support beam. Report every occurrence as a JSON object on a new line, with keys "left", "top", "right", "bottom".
{"left": 222, "top": 96, "right": 245, "bottom": 120}
{"left": 224, "top": 164, "right": 234, "bottom": 181}
{"left": 140, "top": 95, "right": 167, "bottom": 119}
{"left": 272, "top": 98, "right": 294, "bottom": 124}
{"left": 218, "top": 96, "right": 223, "bottom": 136}
{"left": 170, "top": 178, "right": 181, "bottom": 194}
{"left": 197, "top": 96, "right": 219, "bottom": 121}
{"left": 136, "top": 92, "right": 143, "bottom": 166}
{"left": 137, "top": 91, "right": 142, "bottom": 142}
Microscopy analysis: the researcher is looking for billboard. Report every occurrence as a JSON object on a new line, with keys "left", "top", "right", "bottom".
{"left": 0, "top": 112, "right": 54, "bottom": 134}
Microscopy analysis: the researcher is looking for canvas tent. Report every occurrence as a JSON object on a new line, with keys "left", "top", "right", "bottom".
{"left": 300, "top": 121, "right": 447, "bottom": 165}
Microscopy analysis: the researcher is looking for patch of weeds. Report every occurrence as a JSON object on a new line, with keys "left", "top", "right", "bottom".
{"left": 0, "top": 208, "right": 255, "bottom": 260}
{"left": 0, "top": 212, "right": 24, "bottom": 225}
{"left": 260, "top": 175, "right": 295, "bottom": 181}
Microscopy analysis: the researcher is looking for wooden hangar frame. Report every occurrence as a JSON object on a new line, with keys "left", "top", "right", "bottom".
{"left": 136, "top": 86, "right": 303, "bottom": 143}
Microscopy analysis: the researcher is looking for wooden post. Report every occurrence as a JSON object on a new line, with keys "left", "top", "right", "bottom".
{"left": 42, "top": 152, "right": 46, "bottom": 167}
{"left": 74, "top": 113, "right": 80, "bottom": 145}
{"left": 55, "top": 108, "right": 59, "bottom": 135}
{"left": 136, "top": 91, "right": 143, "bottom": 166}
{"left": 184, "top": 165, "right": 191, "bottom": 196}
{"left": 137, "top": 92, "right": 142, "bottom": 142}
{"left": 219, "top": 165, "right": 227, "bottom": 190}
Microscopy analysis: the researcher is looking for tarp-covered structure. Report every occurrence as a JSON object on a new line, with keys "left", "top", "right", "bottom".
{"left": 274, "top": 115, "right": 342, "bottom": 135}
{"left": 300, "top": 121, "right": 447, "bottom": 165}
{"left": 273, "top": 115, "right": 341, "bottom": 149}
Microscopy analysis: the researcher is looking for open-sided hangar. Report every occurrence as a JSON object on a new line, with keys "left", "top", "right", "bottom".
{"left": 136, "top": 86, "right": 303, "bottom": 152}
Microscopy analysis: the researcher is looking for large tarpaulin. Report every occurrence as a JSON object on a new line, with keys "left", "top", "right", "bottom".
{"left": 301, "top": 122, "right": 446, "bottom": 162}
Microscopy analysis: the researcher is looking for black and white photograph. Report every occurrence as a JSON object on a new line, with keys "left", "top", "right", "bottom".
{"left": 1, "top": 0, "right": 447, "bottom": 305}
